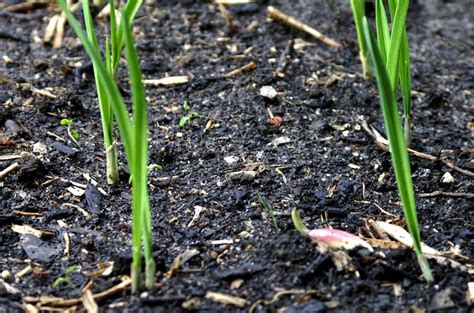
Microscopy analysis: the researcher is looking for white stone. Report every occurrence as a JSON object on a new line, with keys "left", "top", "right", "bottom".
{"left": 224, "top": 156, "right": 239, "bottom": 165}
{"left": 441, "top": 172, "right": 455, "bottom": 184}
{"left": 259, "top": 86, "right": 278, "bottom": 100}
{"left": 33, "top": 142, "right": 48, "bottom": 154}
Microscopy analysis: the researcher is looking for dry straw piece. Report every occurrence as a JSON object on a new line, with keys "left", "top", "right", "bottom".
{"left": 267, "top": 6, "right": 341, "bottom": 48}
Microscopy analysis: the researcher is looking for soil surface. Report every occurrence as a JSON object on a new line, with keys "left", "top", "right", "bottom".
{"left": 1, "top": 0, "right": 473, "bottom": 312}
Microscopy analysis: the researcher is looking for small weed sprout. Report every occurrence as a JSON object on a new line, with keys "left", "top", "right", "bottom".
{"left": 60, "top": 118, "right": 80, "bottom": 146}
{"left": 53, "top": 265, "right": 77, "bottom": 287}
{"left": 257, "top": 192, "right": 280, "bottom": 231}
{"left": 179, "top": 101, "right": 207, "bottom": 127}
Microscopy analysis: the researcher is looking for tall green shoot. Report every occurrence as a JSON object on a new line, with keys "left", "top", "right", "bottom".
{"left": 80, "top": 0, "right": 142, "bottom": 184}
{"left": 350, "top": 0, "right": 369, "bottom": 79}
{"left": 361, "top": 17, "right": 433, "bottom": 281}
{"left": 351, "top": 0, "right": 412, "bottom": 142}
{"left": 57, "top": 0, "right": 155, "bottom": 292}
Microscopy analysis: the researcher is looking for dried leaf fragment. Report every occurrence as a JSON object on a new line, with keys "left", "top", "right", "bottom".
{"left": 82, "top": 289, "right": 98, "bottom": 313}
{"left": 376, "top": 221, "right": 441, "bottom": 255}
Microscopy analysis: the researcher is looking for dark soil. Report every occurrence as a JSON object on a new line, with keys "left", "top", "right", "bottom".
{"left": 1, "top": 0, "right": 473, "bottom": 312}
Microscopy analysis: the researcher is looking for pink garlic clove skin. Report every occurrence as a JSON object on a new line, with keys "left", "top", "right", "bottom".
{"left": 306, "top": 228, "right": 373, "bottom": 252}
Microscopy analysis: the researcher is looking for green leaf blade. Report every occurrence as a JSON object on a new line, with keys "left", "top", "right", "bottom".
{"left": 386, "top": 0, "right": 409, "bottom": 90}
{"left": 375, "top": 0, "right": 391, "bottom": 63}
{"left": 361, "top": 17, "right": 433, "bottom": 282}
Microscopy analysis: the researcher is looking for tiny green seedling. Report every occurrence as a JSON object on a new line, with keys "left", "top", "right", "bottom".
{"left": 60, "top": 118, "right": 80, "bottom": 146}
{"left": 182, "top": 100, "right": 190, "bottom": 112}
{"left": 257, "top": 192, "right": 280, "bottom": 231}
{"left": 179, "top": 101, "right": 207, "bottom": 127}
{"left": 53, "top": 265, "right": 77, "bottom": 287}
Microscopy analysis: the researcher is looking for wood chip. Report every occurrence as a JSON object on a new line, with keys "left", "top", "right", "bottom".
{"left": 31, "top": 86, "right": 57, "bottom": 99}
{"left": 66, "top": 186, "right": 86, "bottom": 197}
{"left": 63, "top": 203, "right": 92, "bottom": 219}
{"left": 0, "top": 154, "right": 25, "bottom": 161}
{"left": 16, "top": 265, "right": 32, "bottom": 278}
{"left": 205, "top": 291, "right": 249, "bottom": 308}
{"left": 143, "top": 76, "right": 189, "bottom": 86}
{"left": 217, "top": 2, "right": 234, "bottom": 30}
{"left": 468, "top": 282, "right": 474, "bottom": 303}
{"left": 97, "top": 3, "right": 121, "bottom": 21}
{"left": 224, "top": 61, "right": 257, "bottom": 77}
{"left": 12, "top": 224, "right": 44, "bottom": 238}
{"left": 164, "top": 249, "right": 200, "bottom": 278}
{"left": 419, "top": 191, "right": 474, "bottom": 198}
{"left": 0, "top": 162, "right": 20, "bottom": 179}
{"left": 210, "top": 239, "right": 234, "bottom": 245}
{"left": 21, "top": 303, "right": 39, "bottom": 313}
{"left": 215, "top": 0, "right": 256, "bottom": 4}
{"left": 267, "top": 6, "right": 341, "bottom": 48}
{"left": 44, "top": 14, "right": 59, "bottom": 43}
{"left": 188, "top": 205, "right": 207, "bottom": 227}
{"left": 376, "top": 221, "right": 442, "bottom": 255}
{"left": 24, "top": 276, "right": 131, "bottom": 307}
{"left": 62, "top": 232, "right": 70, "bottom": 258}
{"left": 269, "top": 136, "right": 291, "bottom": 146}
{"left": 82, "top": 289, "right": 98, "bottom": 313}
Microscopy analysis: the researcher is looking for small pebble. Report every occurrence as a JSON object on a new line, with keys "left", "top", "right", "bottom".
{"left": 441, "top": 172, "right": 454, "bottom": 184}
{"left": 224, "top": 156, "right": 239, "bottom": 165}
{"left": 259, "top": 86, "right": 278, "bottom": 100}
{"left": 33, "top": 142, "right": 48, "bottom": 154}
{"left": 182, "top": 297, "right": 201, "bottom": 310}
{"left": 5, "top": 119, "right": 21, "bottom": 135}
{"left": 176, "top": 132, "right": 183, "bottom": 138}
{"left": 1, "top": 270, "right": 11, "bottom": 282}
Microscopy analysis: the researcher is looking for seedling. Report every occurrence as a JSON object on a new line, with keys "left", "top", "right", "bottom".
{"left": 257, "top": 192, "right": 279, "bottom": 231}
{"left": 58, "top": 0, "right": 155, "bottom": 292}
{"left": 53, "top": 265, "right": 77, "bottom": 287}
{"left": 350, "top": 0, "right": 412, "bottom": 142}
{"left": 361, "top": 16, "right": 433, "bottom": 281}
{"left": 179, "top": 101, "right": 207, "bottom": 127}
{"left": 60, "top": 118, "right": 80, "bottom": 147}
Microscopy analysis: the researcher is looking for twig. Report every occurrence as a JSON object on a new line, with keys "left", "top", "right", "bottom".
{"left": 63, "top": 203, "right": 92, "bottom": 219}
{"left": 0, "top": 162, "right": 20, "bottom": 179}
{"left": 23, "top": 276, "right": 131, "bottom": 307}
{"left": 217, "top": 2, "right": 234, "bottom": 30}
{"left": 215, "top": 0, "right": 255, "bottom": 4}
{"left": 274, "top": 39, "right": 293, "bottom": 77}
{"left": 143, "top": 76, "right": 189, "bottom": 86}
{"left": 419, "top": 191, "right": 474, "bottom": 198}
{"left": 224, "top": 61, "right": 257, "bottom": 77}
{"left": 4, "top": 0, "right": 48, "bottom": 13}
{"left": 361, "top": 120, "right": 474, "bottom": 177}
{"left": 49, "top": 0, "right": 82, "bottom": 49}
{"left": 267, "top": 6, "right": 341, "bottom": 48}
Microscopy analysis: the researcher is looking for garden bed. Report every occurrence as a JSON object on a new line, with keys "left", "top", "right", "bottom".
{"left": 1, "top": 0, "right": 473, "bottom": 311}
